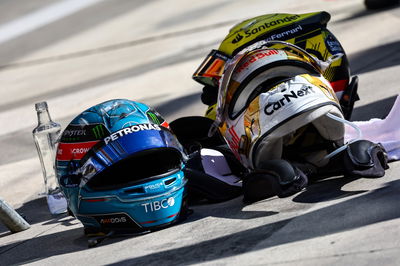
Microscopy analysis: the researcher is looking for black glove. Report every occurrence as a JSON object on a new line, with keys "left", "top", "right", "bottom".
{"left": 201, "top": 85, "right": 218, "bottom": 106}
{"left": 343, "top": 140, "right": 389, "bottom": 178}
{"left": 242, "top": 159, "right": 308, "bottom": 203}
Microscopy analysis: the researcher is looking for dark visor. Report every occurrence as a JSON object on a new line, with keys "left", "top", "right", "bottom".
{"left": 78, "top": 125, "right": 185, "bottom": 188}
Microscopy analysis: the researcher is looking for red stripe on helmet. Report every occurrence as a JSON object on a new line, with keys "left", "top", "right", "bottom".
{"left": 140, "top": 213, "right": 178, "bottom": 225}
{"left": 56, "top": 141, "right": 99, "bottom": 161}
{"left": 330, "top": 79, "right": 349, "bottom": 93}
{"left": 140, "top": 220, "right": 156, "bottom": 224}
{"left": 83, "top": 198, "right": 108, "bottom": 202}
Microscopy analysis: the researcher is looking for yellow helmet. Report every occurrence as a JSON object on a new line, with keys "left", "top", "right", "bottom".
{"left": 194, "top": 11, "right": 357, "bottom": 120}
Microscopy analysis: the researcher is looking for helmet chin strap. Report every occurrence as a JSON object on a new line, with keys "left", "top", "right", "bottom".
{"left": 322, "top": 113, "right": 363, "bottom": 160}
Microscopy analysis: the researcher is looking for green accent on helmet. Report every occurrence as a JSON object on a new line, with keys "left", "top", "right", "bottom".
{"left": 147, "top": 112, "right": 160, "bottom": 124}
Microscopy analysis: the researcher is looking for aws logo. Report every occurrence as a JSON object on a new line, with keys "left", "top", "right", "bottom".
{"left": 232, "top": 33, "right": 243, "bottom": 44}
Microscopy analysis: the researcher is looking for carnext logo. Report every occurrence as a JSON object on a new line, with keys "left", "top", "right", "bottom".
{"left": 264, "top": 86, "right": 316, "bottom": 115}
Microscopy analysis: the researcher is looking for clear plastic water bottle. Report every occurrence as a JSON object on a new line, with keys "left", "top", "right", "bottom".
{"left": 32, "top": 101, "right": 67, "bottom": 215}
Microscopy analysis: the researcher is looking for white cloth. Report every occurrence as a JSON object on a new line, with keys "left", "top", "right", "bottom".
{"left": 200, "top": 148, "right": 242, "bottom": 187}
{"left": 344, "top": 95, "right": 400, "bottom": 161}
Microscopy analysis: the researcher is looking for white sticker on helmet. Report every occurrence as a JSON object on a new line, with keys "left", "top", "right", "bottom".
{"left": 258, "top": 76, "right": 336, "bottom": 134}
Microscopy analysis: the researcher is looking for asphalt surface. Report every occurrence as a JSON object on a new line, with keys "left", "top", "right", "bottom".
{"left": 0, "top": 0, "right": 399, "bottom": 265}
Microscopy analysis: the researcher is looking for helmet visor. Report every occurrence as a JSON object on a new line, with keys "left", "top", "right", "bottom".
{"left": 78, "top": 125, "right": 186, "bottom": 189}
{"left": 192, "top": 49, "right": 230, "bottom": 87}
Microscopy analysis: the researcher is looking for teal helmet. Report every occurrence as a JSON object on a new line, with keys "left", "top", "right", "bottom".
{"left": 56, "top": 99, "right": 188, "bottom": 234}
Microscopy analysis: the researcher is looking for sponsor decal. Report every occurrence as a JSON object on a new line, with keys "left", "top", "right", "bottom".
{"left": 56, "top": 141, "right": 99, "bottom": 160}
{"left": 231, "top": 15, "right": 300, "bottom": 44}
{"left": 104, "top": 123, "right": 161, "bottom": 145}
{"left": 92, "top": 124, "right": 106, "bottom": 139}
{"left": 147, "top": 112, "right": 160, "bottom": 124}
{"left": 71, "top": 147, "right": 90, "bottom": 155}
{"left": 264, "top": 86, "right": 316, "bottom": 115}
{"left": 264, "top": 25, "right": 303, "bottom": 41}
{"left": 147, "top": 110, "right": 168, "bottom": 127}
{"left": 92, "top": 213, "right": 139, "bottom": 229}
{"left": 232, "top": 33, "right": 244, "bottom": 44}
{"left": 61, "top": 124, "right": 108, "bottom": 142}
{"left": 325, "top": 34, "right": 343, "bottom": 54}
{"left": 141, "top": 197, "right": 175, "bottom": 213}
{"left": 144, "top": 182, "right": 163, "bottom": 190}
{"left": 100, "top": 216, "right": 127, "bottom": 224}
{"left": 63, "top": 129, "right": 86, "bottom": 137}
{"left": 236, "top": 50, "right": 279, "bottom": 73}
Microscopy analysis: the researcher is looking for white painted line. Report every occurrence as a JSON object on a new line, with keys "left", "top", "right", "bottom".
{"left": 0, "top": 0, "right": 103, "bottom": 44}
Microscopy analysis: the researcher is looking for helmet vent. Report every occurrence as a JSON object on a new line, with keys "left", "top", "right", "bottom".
{"left": 123, "top": 187, "right": 145, "bottom": 194}
{"left": 164, "top": 177, "right": 177, "bottom": 186}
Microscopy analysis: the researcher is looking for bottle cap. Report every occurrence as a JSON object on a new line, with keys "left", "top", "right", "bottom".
{"left": 35, "top": 101, "right": 48, "bottom": 112}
